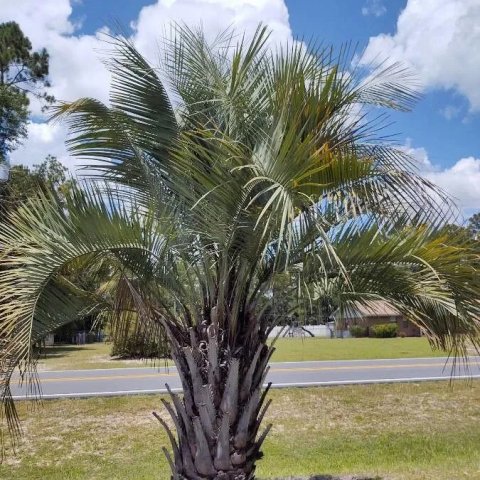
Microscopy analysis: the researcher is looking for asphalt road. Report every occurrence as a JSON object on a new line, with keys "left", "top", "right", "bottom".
{"left": 11, "top": 356, "right": 480, "bottom": 400}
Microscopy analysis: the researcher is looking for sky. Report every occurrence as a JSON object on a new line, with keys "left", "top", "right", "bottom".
{"left": 1, "top": 0, "right": 479, "bottom": 219}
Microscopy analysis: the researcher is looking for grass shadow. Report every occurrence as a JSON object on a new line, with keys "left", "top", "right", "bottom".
{"left": 36, "top": 344, "right": 98, "bottom": 359}
{"left": 310, "top": 476, "right": 382, "bottom": 480}
{"left": 275, "top": 476, "right": 382, "bottom": 480}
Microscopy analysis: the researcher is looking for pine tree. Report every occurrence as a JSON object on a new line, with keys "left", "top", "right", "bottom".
{"left": 0, "top": 21, "right": 53, "bottom": 162}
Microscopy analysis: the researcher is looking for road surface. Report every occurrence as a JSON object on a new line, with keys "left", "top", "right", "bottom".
{"left": 11, "top": 356, "right": 480, "bottom": 399}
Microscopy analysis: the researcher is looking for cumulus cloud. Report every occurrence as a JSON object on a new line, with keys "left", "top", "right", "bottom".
{"left": 424, "top": 157, "right": 480, "bottom": 214}
{"left": 361, "top": 0, "right": 480, "bottom": 112}
{"left": 9, "top": 122, "right": 71, "bottom": 168}
{"left": 361, "top": 0, "right": 387, "bottom": 17}
{"left": 0, "top": 0, "right": 110, "bottom": 113}
{"left": 1, "top": 0, "right": 293, "bottom": 170}
{"left": 133, "top": 0, "right": 292, "bottom": 64}
{"left": 402, "top": 140, "right": 480, "bottom": 215}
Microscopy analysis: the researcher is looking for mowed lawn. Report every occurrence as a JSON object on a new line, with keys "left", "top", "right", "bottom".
{"left": 270, "top": 337, "right": 446, "bottom": 362}
{"left": 36, "top": 337, "right": 446, "bottom": 371}
{"left": 1, "top": 381, "right": 479, "bottom": 480}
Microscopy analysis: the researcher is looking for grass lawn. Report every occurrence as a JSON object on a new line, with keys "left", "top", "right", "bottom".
{"left": 35, "top": 343, "right": 159, "bottom": 371}
{"left": 1, "top": 381, "right": 479, "bottom": 480}
{"left": 36, "top": 337, "right": 445, "bottom": 371}
{"left": 270, "top": 337, "right": 445, "bottom": 362}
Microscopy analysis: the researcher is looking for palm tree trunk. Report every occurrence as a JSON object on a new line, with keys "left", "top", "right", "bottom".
{"left": 157, "top": 321, "right": 273, "bottom": 480}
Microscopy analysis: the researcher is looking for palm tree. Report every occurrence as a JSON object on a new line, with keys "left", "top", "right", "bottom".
{"left": 1, "top": 26, "right": 479, "bottom": 479}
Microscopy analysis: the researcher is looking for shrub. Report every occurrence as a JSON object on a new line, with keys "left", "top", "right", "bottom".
{"left": 370, "top": 323, "right": 398, "bottom": 338}
{"left": 111, "top": 336, "right": 170, "bottom": 359}
{"left": 349, "top": 325, "right": 368, "bottom": 338}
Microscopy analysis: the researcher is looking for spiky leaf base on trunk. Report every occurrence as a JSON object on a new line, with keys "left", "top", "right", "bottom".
{"left": 156, "top": 321, "right": 273, "bottom": 480}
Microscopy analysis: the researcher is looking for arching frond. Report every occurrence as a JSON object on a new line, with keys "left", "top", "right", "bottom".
{"left": 306, "top": 224, "right": 480, "bottom": 356}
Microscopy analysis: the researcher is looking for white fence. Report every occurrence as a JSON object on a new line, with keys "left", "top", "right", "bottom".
{"left": 267, "top": 325, "right": 351, "bottom": 339}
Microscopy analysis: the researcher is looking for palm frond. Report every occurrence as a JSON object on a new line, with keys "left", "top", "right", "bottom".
{"left": 307, "top": 224, "right": 480, "bottom": 356}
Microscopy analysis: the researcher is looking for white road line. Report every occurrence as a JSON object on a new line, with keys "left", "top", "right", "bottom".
{"left": 269, "top": 374, "right": 480, "bottom": 388}
{"left": 12, "top": 388, "right": 183, "bottom": 399}
{"left": 11, "top": 374, "right": 480, "bottom": 400}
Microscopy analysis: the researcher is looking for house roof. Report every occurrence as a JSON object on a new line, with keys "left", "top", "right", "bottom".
{"left": 341, "top": 300, "right": 401, "bottom": 319}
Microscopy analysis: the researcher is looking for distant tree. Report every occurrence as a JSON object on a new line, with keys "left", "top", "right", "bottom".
{"left": 0, "top": 87, "right": 29, "bottom": 161}
{"left": 271, "top": 272, "right": 295, "bottom": 322}
{"left": 0, "top": 155, "right": 73, "bottom": 219}
{"left": 0, "top": 21, "right": 53, "bottom": 161}
{"left": 0, "top": 164, "right": 36, "bottom": 208}
{"left": 34, "top": 154, "right": 75, "bottom": 198}
{"left": 270, "top": 271, "right": 318, "bottom": 325}
{"left": 467, "top": 212, "right": 480, "bottom": 239}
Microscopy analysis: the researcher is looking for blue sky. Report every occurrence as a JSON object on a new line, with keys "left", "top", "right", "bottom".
{"left": 2, "top": 0, "right": 479, "bottom": 217}
{"left": 288, "top": 0, "right": 479, "bottom": 166}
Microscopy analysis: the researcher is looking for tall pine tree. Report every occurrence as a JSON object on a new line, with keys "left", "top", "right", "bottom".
{"left": 0, "top": 21, "right": 53, "bottom": 162}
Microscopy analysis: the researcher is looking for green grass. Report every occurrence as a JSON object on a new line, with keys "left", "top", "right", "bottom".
{"left": 1, "top": 381, "right": 479, "bottom": 479}
{"left": 36, "top": 343, "right": 162, "bottom": 371}
{"left": 36, "top": 337, "right": 446, "bottom": 371}
{"left": 270, "top": 337, "right": 445, "bottom": 362}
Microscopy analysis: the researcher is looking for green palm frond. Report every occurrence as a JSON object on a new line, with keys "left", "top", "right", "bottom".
{"left": 0, "top": 186, "right": 181, "bottom": 381}
{"left": 307, "top": 224, "right": 480, "bottom": 356}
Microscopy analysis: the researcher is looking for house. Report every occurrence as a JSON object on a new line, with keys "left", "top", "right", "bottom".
{"left": 339, "top": 300, "right": 421, "bottom": 337}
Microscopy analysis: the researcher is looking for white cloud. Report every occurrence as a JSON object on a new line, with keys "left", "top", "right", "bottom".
{"left": 0, "top": 0, "right": 74, "bottom": 39}
{"left": 361, "top": 0, "right": 387, "bottom": 17}
{"left": 0, "top": 0, "right": 110, "bottom": 112}
{"left": 424, "top": 157, "right": 480, "bottom": 213}
{"left": 402, "top": 140, "right": 480, "bottom": 215}
{"left": 1, "top": 0, "right": 293, "bottom": 170}
{"left": 132, "top": 0, "right": 292, "bottom": 64}
{"left": 9, "top": 122, "right": 72, "bottom": 169}
{"left": 362, "top": 0, "right": 480, "bottom": 112}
